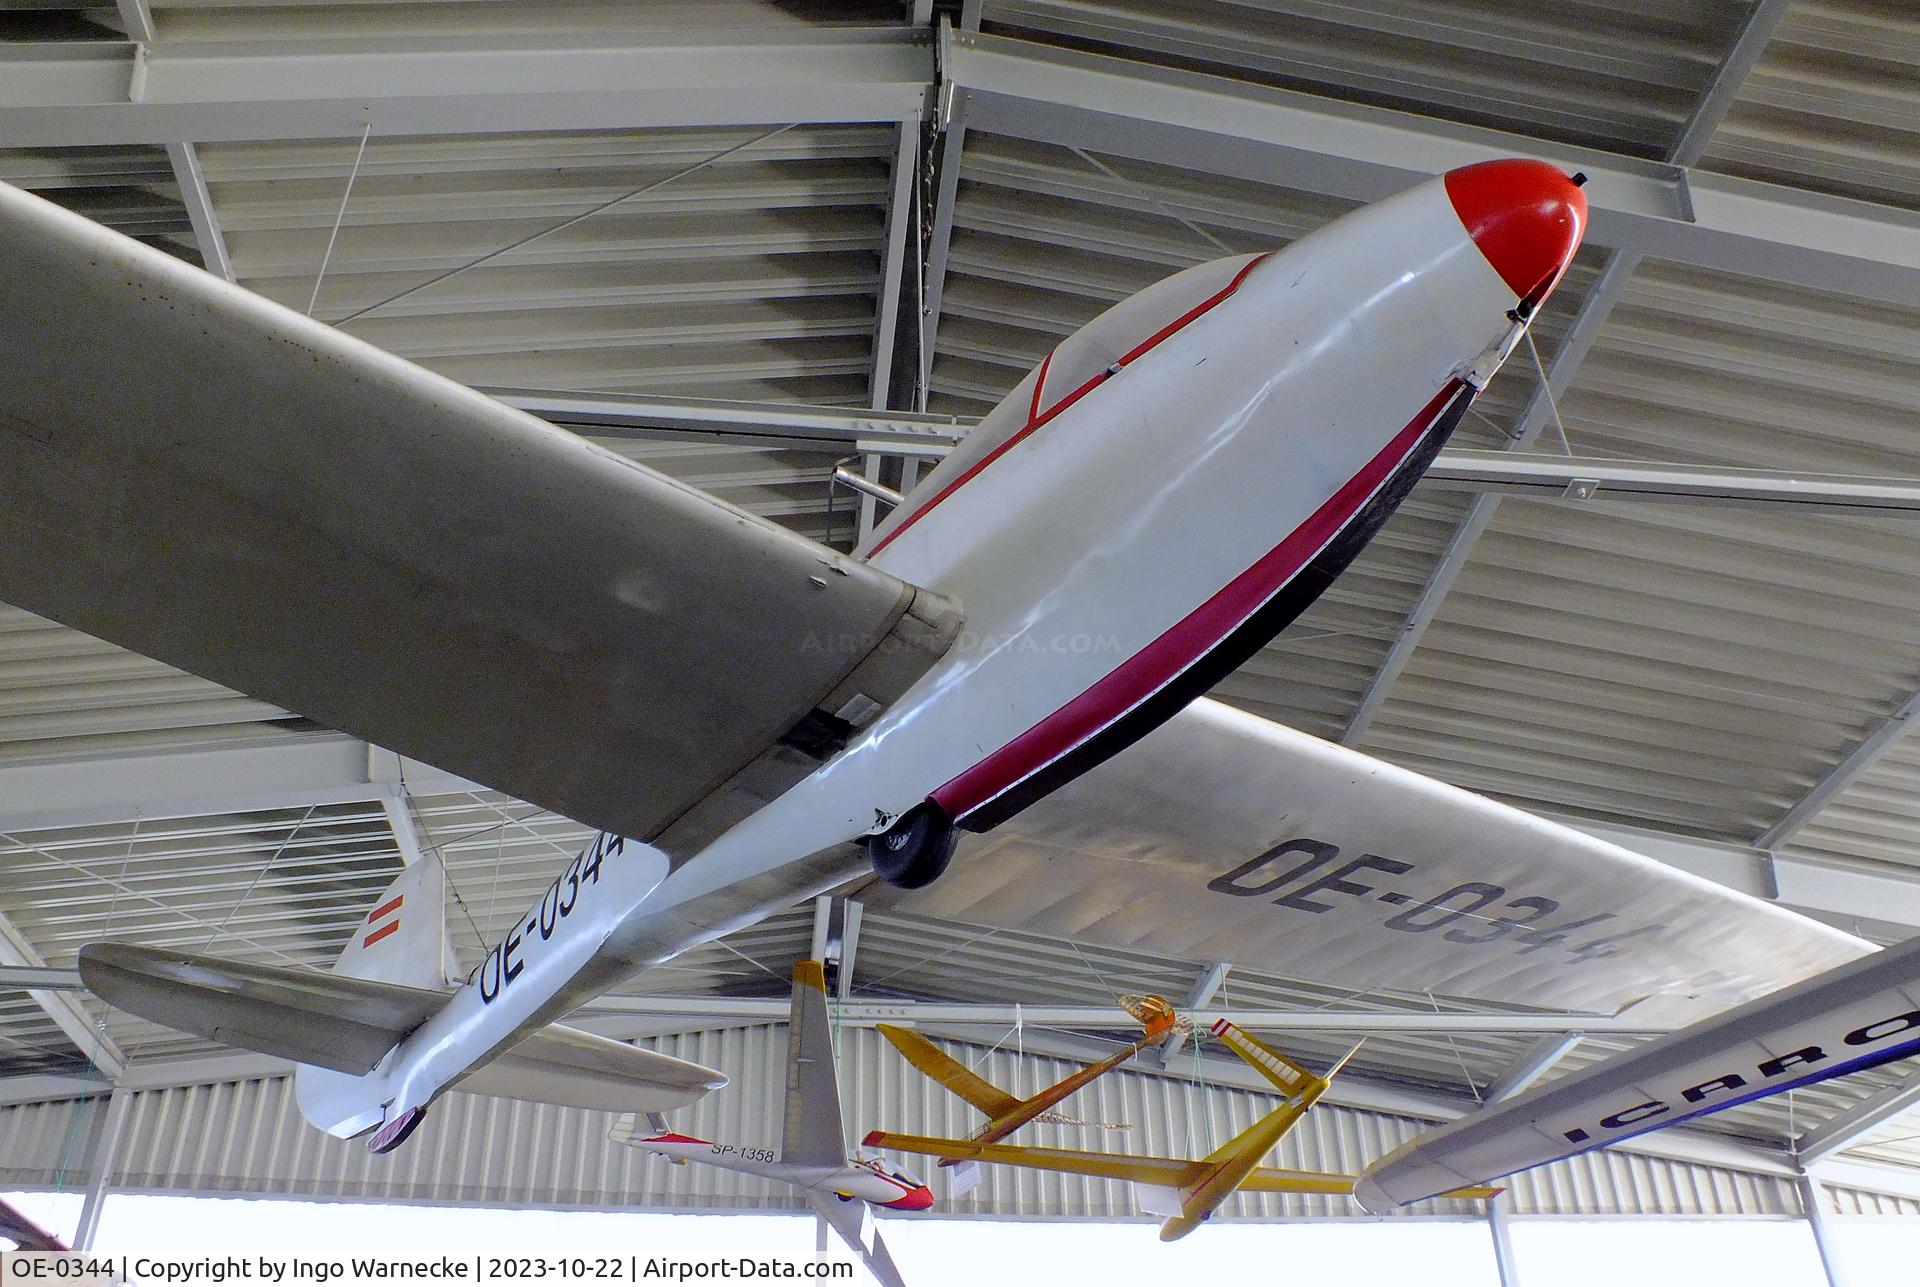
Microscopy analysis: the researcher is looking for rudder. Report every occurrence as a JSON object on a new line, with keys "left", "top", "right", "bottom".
{"left": 332, "top": 852, "right": 453, "bottom": 989}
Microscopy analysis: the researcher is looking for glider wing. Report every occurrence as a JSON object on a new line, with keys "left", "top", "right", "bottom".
{"left": 1355, "top": 933, "right": 1920, "bottom": 1211}
{"left": 0, "top": 181, "right": 959, "bottom": 845}
{"left": 782, "top": 961, "right": 849, "bottom": 1168}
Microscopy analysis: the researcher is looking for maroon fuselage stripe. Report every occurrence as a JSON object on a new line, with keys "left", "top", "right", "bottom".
{"left": 930, "top": 379, "right": 1467, "bottom": 822}
{"left": 866, "top": 253, "right": 1273, "bottom": 558}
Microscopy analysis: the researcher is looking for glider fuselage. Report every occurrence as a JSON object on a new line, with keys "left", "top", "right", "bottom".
{"left": 317, "top": 163, "right": 1584, "bottom": 1141}
{"left": 633, "top": 1133, "right": 934, "bottom": 1211}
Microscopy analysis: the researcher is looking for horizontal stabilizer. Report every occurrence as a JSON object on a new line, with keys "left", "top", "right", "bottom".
{"left": 877, "top": 1024, "right": 1023, "bottom": 1120}
{"left": 462, "top": 1023, "right": 726, "bottom": 1113}
{"left": 1356, "top": 933, "right": 1920, "bottom": 1212}
{"left": 80, "top": 942, "right": 443, "bottom": 1074}
{"left": 1210, "top": 1020, "right": 1319, "bottom": 1098}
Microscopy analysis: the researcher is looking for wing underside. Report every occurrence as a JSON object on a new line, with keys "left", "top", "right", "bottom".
{"left": 782, "top": 961, "right": 848, "bottom": 1168}
{"left": 867, "top": 698, "right": 1869, "bottom": 1013}
{"left": 0, "top": 181, "right": 958, "bottom": 845}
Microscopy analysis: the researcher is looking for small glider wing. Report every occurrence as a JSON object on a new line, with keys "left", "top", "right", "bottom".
{"left": 782, "top": 961, "right": 849, "bottom": 1168}
{"left": 0, "top": 181, "right": 958, "bottom": 845}
{"left": 464, "top": 1024, "right": 726, "bottom": 1113}
{"left": 877, "top": 1025, "right": 1025, "bottom": 1120}
{"left": 1356, "top": 933, "right": 1920, "bottom": 1212}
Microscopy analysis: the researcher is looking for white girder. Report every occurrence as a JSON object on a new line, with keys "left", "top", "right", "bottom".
{"left": 164, "top": 141, "right": 232, "bottom": 282}
{"left": 1483, "top": 1033, "right": 1583, "bottom": 1104}
{"left": 0, "top": 911, "right": 124, "bottom": 1080}
{"left": 1261, "top": 0, "right": 1791, "bottom": 752}
{"left": 1150, "top": 959, "right": 1229, "bottom": 1070}
{"left": 942, "top": 29, "right": 1920, "bottom": 311}
{"left": 0, "top": 737, "right": 478, "bottom": 833}
{"left": 0, "top": 28, "right": 933, "bottom": 145}
{"left": 869, "top": 123, "right": 919, "bottom": 411}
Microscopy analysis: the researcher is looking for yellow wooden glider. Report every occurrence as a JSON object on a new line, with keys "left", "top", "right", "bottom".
{"left": 865, "top": 1019, "right": 1498, "bottom": 1239}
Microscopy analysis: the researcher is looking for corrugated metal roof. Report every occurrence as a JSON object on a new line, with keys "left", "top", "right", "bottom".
{"left": 1700, "top": 0, "right": 1920, "bottom": 210}
{"left": 206, "top": 125, "right": 897, "bottom": 406}
{"left": 978, "top": 0, "right": 1749, "bottom": 160}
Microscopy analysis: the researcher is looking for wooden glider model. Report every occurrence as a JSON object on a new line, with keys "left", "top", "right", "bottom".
{"left": 878, "top": 993, "right": 1178, "bottom": 1162}
{"left": 866, "top": 1019, "right": 1498, "bottom": 1240}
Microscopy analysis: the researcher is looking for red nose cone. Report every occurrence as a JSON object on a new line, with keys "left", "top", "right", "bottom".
{"left": 1444, "top": 159, "right": 1587, "bottom": 308}
{"left": 883, "top": 1186, "right": 935, "bottom": 1211}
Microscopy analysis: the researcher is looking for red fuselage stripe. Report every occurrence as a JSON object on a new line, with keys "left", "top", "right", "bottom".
{"left": 367, "top": 895, "right": 404, "bottom": 924}
{"left": 930, "top": 380, "right": 1465, "bottom": 821}
{"left": 363, "top": 919, "right": 402, "bottom": 947}
{"left": 866, "top": 253, "right": 1273, "bottom": 557}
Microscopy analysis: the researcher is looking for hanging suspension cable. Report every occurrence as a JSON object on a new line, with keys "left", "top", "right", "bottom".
{"left": 330, "top": 124, "right": 798, "bottom": 327}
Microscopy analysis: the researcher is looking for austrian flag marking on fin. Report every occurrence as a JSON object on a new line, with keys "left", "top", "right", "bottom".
{"left": 364, "top": 894, "right": 403, "bottom": 947}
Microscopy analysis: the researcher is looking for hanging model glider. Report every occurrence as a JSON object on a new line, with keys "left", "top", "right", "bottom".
{"left": 878, "top": 994, "right": 1176, "bottom": 1165}
{"left": 0, "top": 159, "right": 1870, "bottom": 1153}
{"left": 1355, "top": 931, "right": 1920, "bottom": 1212}
{"left": 612, "top": 961, "right": 925, "bottom": 1287}
{"left": 865, "top": 1020, "right": 1500, "bottom": 1239}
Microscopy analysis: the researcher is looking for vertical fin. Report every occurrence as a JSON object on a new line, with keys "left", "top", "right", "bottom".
{"left": 331, "top": 855, "right": 450, "bottom": 989}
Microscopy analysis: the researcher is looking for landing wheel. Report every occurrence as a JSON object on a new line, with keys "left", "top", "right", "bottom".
{"left": 868, "top": 803, "right": 957, "bottom": 890}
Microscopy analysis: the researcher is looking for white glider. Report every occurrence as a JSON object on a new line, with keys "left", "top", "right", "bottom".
{"left": 613, "top": 961, "right": 924, "bottom": 1287}
{"left": 0, "top": 160, "right": 1865, "bottom": 1153}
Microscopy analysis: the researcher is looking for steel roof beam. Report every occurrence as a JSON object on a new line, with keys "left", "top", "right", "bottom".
{"left": 0, "top": 966, "right": 83, "bottom": 990}
{"left": 1756, "top": 691, "right": 1920, "bottom": 852}
{"left": 165, "top": 141, "right": 232, "bottom": 282}
{"left": 583, "top": 995, "right": 1672, "bottom": 1033}
{"left": 0, "top": 29, "right": 934, "bottom": 146}
{"left": 1152, "top": 959, "right": 1229, "bottom": 1069}
{"left": 0, "top": 737, "right": 479, "bottom": 834}
{"left": 943, "top": 29, "right": 1920, "bottom": 310}
{"left": 113, "top": 0, "right": 156, "bottom": 45}
{"left": 869, "top": 122, "right": 919, "bottom": 411}
{"left": 1483, "top": 1033, "right": 1582, "bottom": 1103}
{"left": 1424, "top": 453, "right": 1920, "bottom": 515}
{"left": 0, "top": 912, "right": 124, "bottom": 1081}
{"left": 1795, "top": 1067, "right": 1920, "bottom": 1164}
{"left": 1667, "top": 0, "right": 1795, "bottom": 169}
{"left": 1332, "top": 0, "right": 1790, "bottom": 746}
{"left": 1563, "top": 813, "right": 1920, "bottom": 932}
